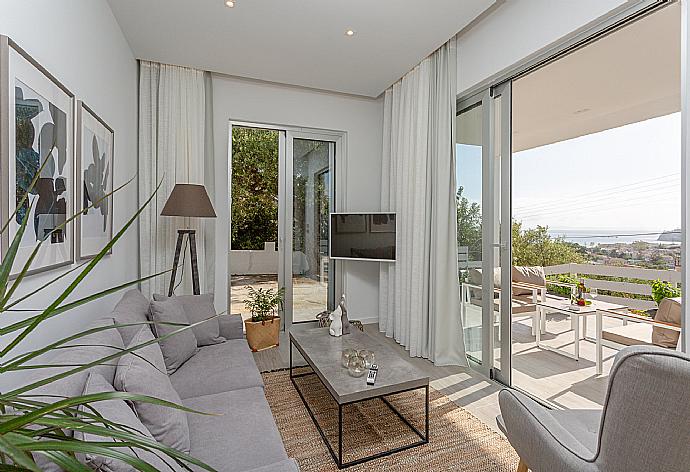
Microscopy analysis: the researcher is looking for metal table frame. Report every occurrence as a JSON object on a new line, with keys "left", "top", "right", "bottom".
{"left": 289, "top": 337, "right": 429, "bottom": 469}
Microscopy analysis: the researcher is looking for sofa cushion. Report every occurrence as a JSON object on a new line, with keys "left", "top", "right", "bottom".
{"left": 111, "top": 289, "right": 153, "bottom": 346}
{"left": 218, "top": 313, "right": 245, "bottom": 340}
{"left": 244, "top": 459, "right": 300, "bottom": 472}
{"left": 25, "top": 318, "right": 125, "bottom": 472}
{"left": 114, "top": 327, "right": 191, "bottom": 453}
{"left": 184, "top": 388, "right": 289, "bottom": 472}
{"left": 170, "top": 340, "right": 263, "bottom": 399}
{"left": 149, "top": 298, "right": 198, "bottom": 374}
{"left": 76, "top": 372, "right": 182, "bottom": 471}
{"left": 153, "top": 293, "right": 226, "bottom": 346}
{"left": 652, "top": 297, "right": 681, "bottom": 348}
{"left": 25, "top": 317, "right": 124, "bottom": 403}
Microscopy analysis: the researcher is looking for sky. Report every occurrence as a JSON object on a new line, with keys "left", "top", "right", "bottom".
{"left": 457, "top": 112, "right": 681, "bottom": 233}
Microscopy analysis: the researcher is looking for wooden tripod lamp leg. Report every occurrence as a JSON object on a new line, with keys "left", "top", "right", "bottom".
{"left": 188, "top": 230, "right": 200, "bottom": 295}
{"left": 168, "top": 230, "right": 185, "bottom": 297}
{"left": 517, "top": 459, "right": 528, "bottom": 472}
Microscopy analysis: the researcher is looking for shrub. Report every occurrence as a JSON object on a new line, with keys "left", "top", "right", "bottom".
{"left": 651, "top": 279, "right": 681, "bottom": 305}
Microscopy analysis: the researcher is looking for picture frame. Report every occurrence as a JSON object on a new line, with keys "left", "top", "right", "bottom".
{"left": 0, "top": 36, "right": 75, "bottom": 277}
{"left": 76, "top": 101, "right": 114, "bottom": 259}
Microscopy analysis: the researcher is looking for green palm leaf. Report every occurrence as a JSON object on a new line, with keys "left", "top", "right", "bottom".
{"left": 1, "top": 178, "right": 217, "bottom": 471}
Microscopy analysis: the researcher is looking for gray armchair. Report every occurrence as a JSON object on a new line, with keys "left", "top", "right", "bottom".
{"left": 497, "top": 346, "right": 690, "bottom": 472}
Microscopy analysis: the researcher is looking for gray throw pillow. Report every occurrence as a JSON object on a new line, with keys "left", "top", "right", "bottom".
{"left": 76, "top": 372, "right": 182, "bottom": 471}
{"left": 153, "top": 293, "right": 225, "bottom": 346}
{"left": 111, "top": 289, "right": 154, "bottom": 346}
{"left": 149, "top": 298, "right": 198, "bottom": 373}
{"left": 114, "top": 327, "right": 191, "bottom": 453}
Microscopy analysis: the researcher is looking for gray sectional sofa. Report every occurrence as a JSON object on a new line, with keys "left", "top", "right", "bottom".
{"left": 28, "top": 289, "right": 298, "bottom": 472}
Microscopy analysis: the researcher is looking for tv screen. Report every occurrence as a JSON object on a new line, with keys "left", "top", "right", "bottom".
{"left": 330, "top": 213, "right": 396, "bottom": 261}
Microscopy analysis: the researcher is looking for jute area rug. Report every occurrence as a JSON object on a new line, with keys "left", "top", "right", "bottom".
{"left": 262, "top": 370, "right": 519, "bottom": 472}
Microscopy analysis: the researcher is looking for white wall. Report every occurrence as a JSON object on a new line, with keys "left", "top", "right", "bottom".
{"left": 457, "top": 0, "right": 628, "bottom": 94}
{"left": 211, "top": 75, "right": 383, "bottom": 323}
{"left": 0, "top": 0, "right": 138, "bottom": 387}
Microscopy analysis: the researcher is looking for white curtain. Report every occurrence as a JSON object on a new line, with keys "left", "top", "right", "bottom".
{"left": 379, "top": 38, "right": 467, "bottom": 366}
{"left": 139, "top": 61, "right": 213, "bottom": 297}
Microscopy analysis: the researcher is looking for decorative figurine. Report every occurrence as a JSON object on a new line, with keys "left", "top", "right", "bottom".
{"left": 329, "top": 305, "right": 343, "bottom": 337}
{"left": 339, "top": 294, "right": 351, "bottom": 335}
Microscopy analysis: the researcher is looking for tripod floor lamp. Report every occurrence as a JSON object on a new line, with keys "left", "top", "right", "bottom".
{"left": 161, "top": 183, "right": 216, "bottom": 296}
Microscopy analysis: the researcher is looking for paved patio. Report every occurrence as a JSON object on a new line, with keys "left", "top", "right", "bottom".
{"left": 230, "top": 274, "right": 328, "bottom": 324}
{"left": 464, "top": 302, "right": 627, "bottom": 409}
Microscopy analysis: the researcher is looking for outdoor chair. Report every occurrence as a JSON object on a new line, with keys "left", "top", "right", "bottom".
{"left": 461, "top": 266, "right": 547, "bottom": 335}
{"left": 497, "top": 345, "right": 690, "bottom": 472}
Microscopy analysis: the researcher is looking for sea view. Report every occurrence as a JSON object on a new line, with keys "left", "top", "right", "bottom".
{"left": 548, "top": 229, "right": 681, "bottom": 246}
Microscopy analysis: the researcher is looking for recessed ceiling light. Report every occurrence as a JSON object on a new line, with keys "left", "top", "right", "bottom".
{"left": 225, "top": 0, "right": 235, "bottom": 7}
{"left": 345, "top": 29, "right": 355, "bottom": 37}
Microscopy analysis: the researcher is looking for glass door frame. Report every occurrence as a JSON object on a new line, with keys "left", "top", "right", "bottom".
{"left": 228, "top": 121, "right": 345, "bottom": 333}
{"left": 456, "top": 83, "right": 512, "bottom": 383}
{"left": 283, "top": 130, "right": 341, "bottom": 333}
{"left": 492, "top": 81, "right": 512, "bottom": 386}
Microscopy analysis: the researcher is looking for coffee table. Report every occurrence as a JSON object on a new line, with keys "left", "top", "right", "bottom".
{"left": 536, "top": 299, "right": 627, "bottom": 374}
{"left": 289, "top": 328, "right": 429, "bottom": 469}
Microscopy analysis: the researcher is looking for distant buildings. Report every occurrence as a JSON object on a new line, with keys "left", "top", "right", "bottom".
{"left": 583, "top": 241, "right": 681, "bottom": 270}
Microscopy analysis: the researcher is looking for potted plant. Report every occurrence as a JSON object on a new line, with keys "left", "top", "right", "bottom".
{"left": 244, "top": 286, "right": 285, "bottom": 352}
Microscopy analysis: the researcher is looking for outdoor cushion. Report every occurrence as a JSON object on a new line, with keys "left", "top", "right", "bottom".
{"left": 603, "top": 323, "right": 654, "bottom": 347}
{"left": 170, "top": 340, "right": 264, "bottom": 399}
{"left": 111, "top": 289, "right": 154, "bottom": 346}
{"left": 184, "top": 388, "right": 289, "bottom": 472}
{"left": 468, "top": 267, "right": 502, "bottom": 288}
{"left": 76, "top": 372, "right": 182, "bottom": 471}
{"left": 511, "top": 266, "right": 546, "bottom": 296}
{"left": 153, "top": 293, "right": 226, "bottom": 346}
{"left": 652, "top": 297, "right": 681, "bottom": 348}
{"left": 218, "top": 313, "right": 245, "bottom": 340}
{"left": 467, "top": 267, "right": 501, "bottom": 302}
{"left": 114, "top": 326, "right": 191, "bottom": 453}
{"left": 149, "top": 298, "right": 199, "bottom": 374}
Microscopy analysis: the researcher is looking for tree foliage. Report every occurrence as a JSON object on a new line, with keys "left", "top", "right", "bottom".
{"left": 457, "top": 187, "right": 482, "bottom": 262}
{"left": 231, "top": 127, "right": 279, "bottom": 250}
{"left": 512, "top": 221, "right": 586, "bottom": 267}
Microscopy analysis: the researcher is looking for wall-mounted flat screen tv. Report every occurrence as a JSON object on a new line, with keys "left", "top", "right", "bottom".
{"left": 330, "top": 213, "right": 396, "bottom": 262}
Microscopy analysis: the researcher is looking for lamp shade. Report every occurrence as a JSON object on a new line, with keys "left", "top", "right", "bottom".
{"left": 161, "top": 184, "right": 216, "bottom": 218}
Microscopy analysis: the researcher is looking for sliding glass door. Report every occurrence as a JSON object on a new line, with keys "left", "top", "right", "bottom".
{"left": 456, "top": 83, "right": 512, "bottom": 382}
{"left": 229, "top": 123, "right": 339, "bottom": 331}
{"left": 284, "top": 132, "right": 337, "bottom": 330}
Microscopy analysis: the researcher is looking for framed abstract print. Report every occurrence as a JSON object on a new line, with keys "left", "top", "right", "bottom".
{"left": 76, "top": 101, "right": 114, "bottom": 259}
{"left": 0, "top": 36, "right": 75, "bottom": 276}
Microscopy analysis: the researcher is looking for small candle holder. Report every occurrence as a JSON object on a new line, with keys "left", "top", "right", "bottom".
{"left": 341, "top": 348, "right": 358, "bottom": 368}
{"left": 358, "top": 349, "right": 375, "bottom": 368}
{"left": 347, "top": 355, "right": 367, "bottom": 377}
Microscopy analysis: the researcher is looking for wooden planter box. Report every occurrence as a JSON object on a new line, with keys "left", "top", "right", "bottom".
{"left": 244, "top": 317, "right": 280, "bottom": 352}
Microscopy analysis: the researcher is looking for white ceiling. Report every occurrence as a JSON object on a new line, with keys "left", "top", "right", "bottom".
{"left": 107, "top": 0, "right": 494, "bottom": 97}
{"left": 512, "top": 2, "right": 680, "bottom": 152}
